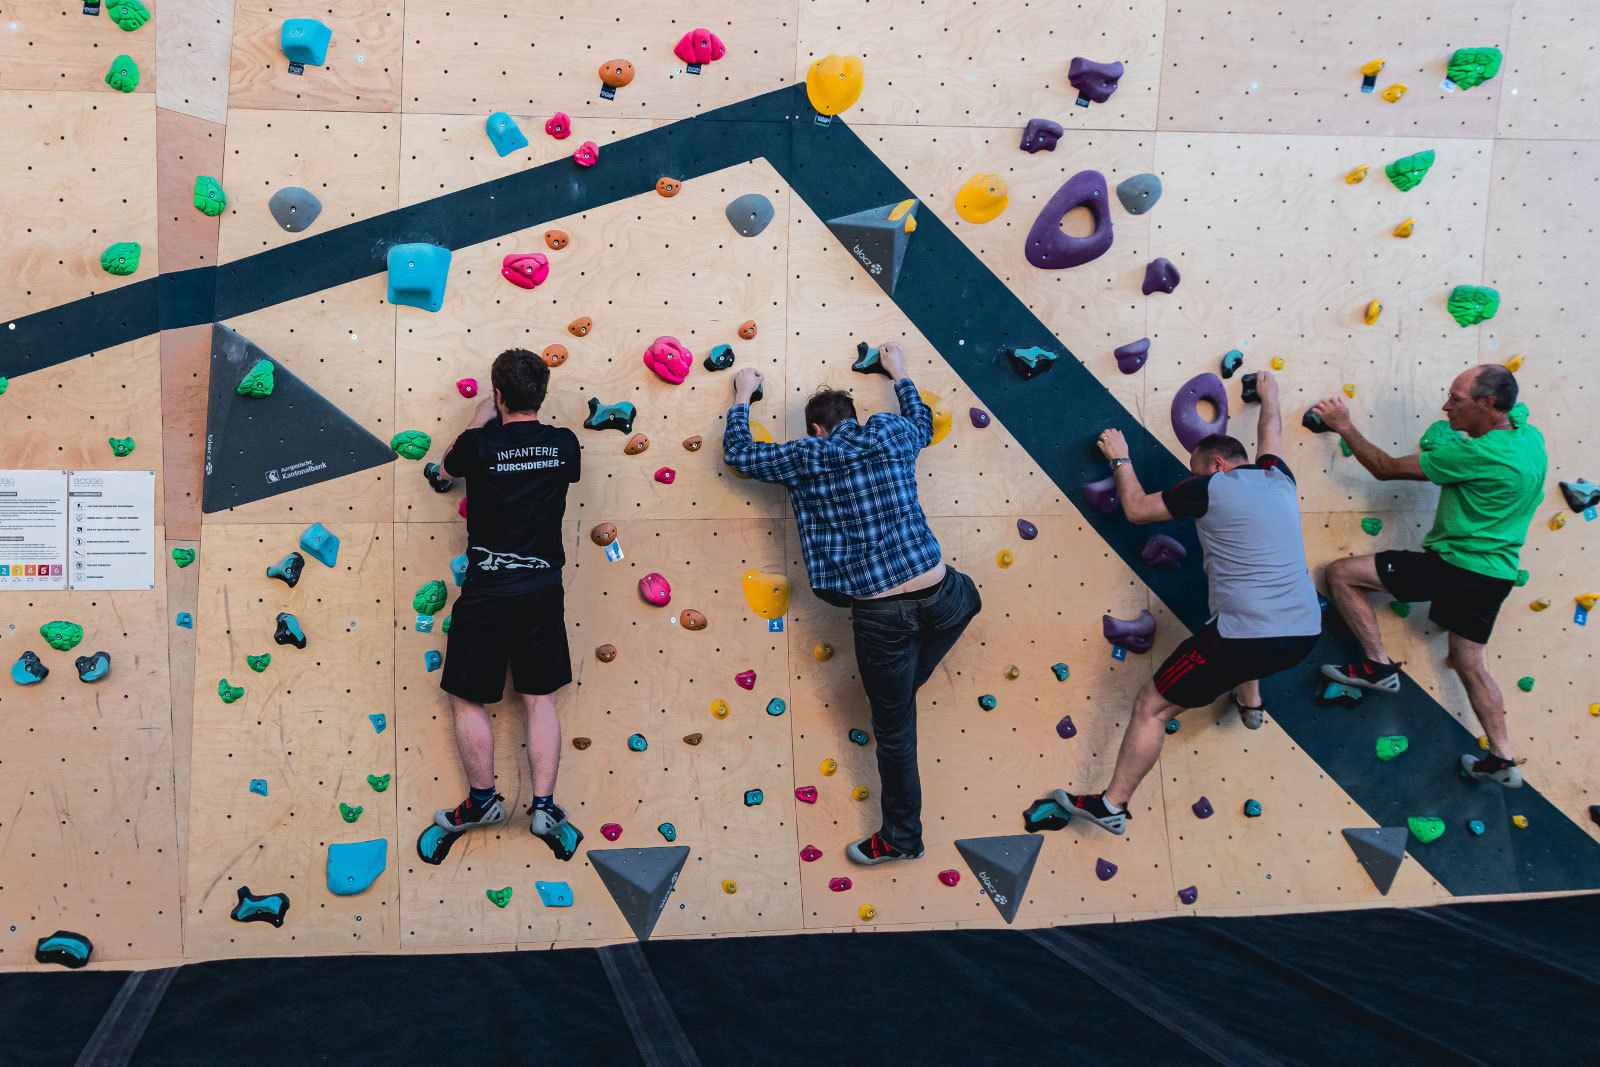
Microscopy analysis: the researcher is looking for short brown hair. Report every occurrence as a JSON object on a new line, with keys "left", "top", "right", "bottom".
{"left": 805, "top": 388, "right": 857, "bottom": 435}
{"left": 1471, "top": 364, "right": 1517, "bottom": 412}
{"left": 491, "top": 348, "right": 549, "bottom": 413}
{"left": 1192, "top": 434, "right": 1249, "bottom": 465}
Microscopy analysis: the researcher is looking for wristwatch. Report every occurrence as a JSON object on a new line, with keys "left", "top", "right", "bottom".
{"left": 1109, "top": 457, "right": 1130, "bottom": 470}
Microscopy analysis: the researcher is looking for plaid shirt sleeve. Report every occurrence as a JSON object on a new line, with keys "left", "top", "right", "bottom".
{"left": 722, "top": 403, "right": 806, "bottom": 485}
{"left": 894, "top": 378, "right": 933, "bottom": 451}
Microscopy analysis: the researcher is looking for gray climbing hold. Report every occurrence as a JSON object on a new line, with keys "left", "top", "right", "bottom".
{"left": 268, "top": 187, "right": 323, "bottom": 233}
{"left": 725, "top": 193, "right": 774, "bottom": 238}
{"left": 1116, "top": 173, "right": 1162, "bottom": 215}
{"left": 589, "top": 846, "right": 691, "bottom": 941}
{"left": 952, "top": 834, "right": 1042, "bottom": 925}
{"left": 1341, "top": 827, "right": 1407, "bottom": 896}
{"left": 326, "top": 838, "right": 388, "bottom": 896}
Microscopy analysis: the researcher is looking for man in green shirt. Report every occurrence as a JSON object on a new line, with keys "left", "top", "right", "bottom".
{"left": 1309, "top": 365, "right": 1545, "bottom": 787}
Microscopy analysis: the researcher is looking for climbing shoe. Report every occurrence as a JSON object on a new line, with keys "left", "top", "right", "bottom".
{"left": 1233, "top": 693, "right": 1265, "bottom": 730}
{"left": 845, "top": 831, "right": 925, "bottom": 866}
{"left": 1459, "top": 754, "right": 1524, "bottom": 788}
{"left": 531, "top": 803, "right": 584, "bottom": 861}
{"left": 1050, "top": 789, "right": 1128, "bottom": 836}
{"left": 1320, "top": 658, "right": 1401, "bottom": 693}
{"left": 433, "top": 793, "right": 508, "bottom": 832}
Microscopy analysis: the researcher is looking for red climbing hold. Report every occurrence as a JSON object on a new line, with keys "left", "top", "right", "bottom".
{"left": 545, "top": 113, "right": 571, "bottom": 140}
{"left": 735, "top": 669, "right": 756, "bottom": 690}
{"left": 456, "top": 378, "right": 478, "bottom": 398}
{"left": 828, "top": 877, "right": 853, "bottom": 892}
{"left": 643, "top": 336, "right": 693, "bottom": 383}
{"left": 654, "top": 467, "right": 676, "bottom": 484}
{"left": 639, "top": 573, "right": 672, "bottom": 606}
{"left": 938, "top": 869, "right": 960, "bottom": 887}
{"left": 600, "top": 823, "right": 623, "bottom": 841}
{"left": 501, "top": 253, "right": 550, "bottom": 289}
{"left": 800, "top": 844, "right": 823, "bottom": 862}
{"left": 674, "top": 28, "right": 727, "bottom": 67}
{"left": 458, "top": 498, "right": 468, "bottom": 518}
{"left": 574, "top": 141, "right": 599, "bottom": 167}
{"left": 795, "top": 786, "right": 818, "bottom": 804}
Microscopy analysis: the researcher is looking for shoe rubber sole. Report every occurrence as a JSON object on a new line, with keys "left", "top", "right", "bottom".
{"left": 1319, "top": 662, "right": 1402, "bottom": 693}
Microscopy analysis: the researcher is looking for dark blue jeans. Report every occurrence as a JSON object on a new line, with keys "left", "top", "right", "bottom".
{"left": 849, "top": 567, "right": 982, "bottom": 853}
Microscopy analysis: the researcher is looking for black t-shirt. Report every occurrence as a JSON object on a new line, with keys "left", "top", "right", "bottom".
{"left": 442, "top": 419, "right": 580, "bottom": 593}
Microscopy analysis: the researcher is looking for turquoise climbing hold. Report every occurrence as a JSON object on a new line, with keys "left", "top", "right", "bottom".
{"left": 766, "top": 697, "right": 786, "bottom": 716}
{"left": 299, "top": 522, "right": 340, "bottom": 567}
{"left": 249, "top": 779, "right": 268, "bottom": 796}
{"left": 175, "top": 612, "right": 193, "bottom": 629}
{"left": 12, "top": 652, "right": 49, "bottom": 685}
{"left": 280, "top": 18, "right": 332, "bottom": 67}
{"left": 978, "top": 694, "right": 997, "bottom": 711}
{"left": 744, "top": 788, "right": 764, "bottom": 806}
{"left": 369, "top": 713, "right": 386, "bottom": 733}
{"left": 536, "top": 881, "right": 573, "bottom": 907}
{"left": 387, "top": 243, "right": 452, "bottom": 312}
{"left": 1243, "top": 799, "right": 1262, "bottom": 817}
{"left": 627, "top": 733, "right": 648, "bottom": 752}
{"left": 485, "top": 112, "right": 529, "bottom": 157}
{"left": 848, "top": 728, "right": 869, "bottom": 746}
{"left": 424, "top": 650, "right": 442, "bottom": 672}
{"left": 450, "top": 552, "right": 469, "bottom": 587}
{"left": 1164, "top": 719, "right": 1180, "bottom": 734}
{"left": 326, "top": 838, "right": 388, "bottom": 896}
{"left": 1467, "top": 819, "right": 1486, "bottom": 836}
{"left": 658, "top": 822, "right": 677, "bottom": 842}
{"left": 1051, "top": 663, "right": 1070, "bottom": 682}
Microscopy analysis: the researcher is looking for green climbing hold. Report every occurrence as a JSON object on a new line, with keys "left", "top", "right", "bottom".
{"left": 247, "top": 653, "right": 271, "bottom": 673}
{"left": 0, "top": 377, "right": 8, "bottom": 395}
{"left": 1516, "top": 676, "right": 1534, "bottom": 692}
{"left": 108, "top": 436, "right": 136, "bottom": 457}
{"left": 1339, "top": 439, "right": 1352, "bottom": 457}
{"left": 1407, "top": 816, "right": 1445, "bottom": 843}
{"left": 1375, "top": 735, "right": 1409, "bottom": 761}
{"left": 218, "top": 679, "right": 244, "bottom": 704}
{"left": 39, "top": 621, "right": 84, "bottom": 652}
{"left": 171, "top": 547, "right": 195, "bottom": 568}
{"left": 486, "top": 886, "right": 513, "bottom": 908}
{"left": 367, "top": 773, "right": 392, "bottom": 792}
{"left": 1361, "top": 517, "right": 1383, "bottom": 535}
{"left": 1514, "top": 570, "right": 1529, "bottom": 588}
{"left": 193, "top": 175, "right": 226, "bottom": 217}
{"left": 1384, "top": 149, "right": 1435, "bottom": 192}
{"left": 1389, "top": 601, "right": 1411, "bottom": 618}
{"left": 442, "top": 615, "right": 452, "bottom": 634}
{"left": 339, "top": 802, "right": 363, "bottom": 823}
{"left": 100, "top": 241, "right": 141, "bottom": 277}
{"left": 389, "top": 430, "right": 432, "bottom": 461}
{"left": 104, "top": 55, "right": 140, "bottom": 93}
{"left": 413, "top": 580, "right": 447, "bottom": 615}
{"left": 106, "top": 0, "right": 150, "bottom": 32}
{"left": 1447, "top": 285, "right": 1500, "bottom": 327}
{"left": 236, "top": 359, "right": 275, "bottom": 398}
{"left": 1446, "top": 47, "right": 1502, "bottom": 89}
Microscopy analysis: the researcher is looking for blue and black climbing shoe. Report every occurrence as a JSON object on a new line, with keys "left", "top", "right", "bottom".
{"left": 531, "top": 803, "right": 583, "bottom": 861}
{"left": 845, "top": 830, "right": 924, "bottom": 866}
{"left": 1320, "top": 658, "right": 1401, "bottom": 693}
{"left": 434, "top": 793, "right": 507, "bottom": 832}
{"left": 1050, "top": 789, "right": 1128, "bottom": 835}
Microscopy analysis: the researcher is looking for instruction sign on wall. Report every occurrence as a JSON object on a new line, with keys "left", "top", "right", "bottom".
{"left": 0, "top": 470, "right": 155, "bottom": 591}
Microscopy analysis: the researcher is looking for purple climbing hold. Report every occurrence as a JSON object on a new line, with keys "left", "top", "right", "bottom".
{"left": 1171, "top": 372, "right": 1229, "bottom": 453}
{"left": 1069, "top": 58, "right": 1124, "bottom": 105}
{"left": 1114, "top": 338, "right": 1149, "bottom": 374}
{"left": 969, "top": 407, "right": 991, "bottom": 428}
{"left": 1178, "top": 885, "right": 1199, "bottom": 905}
{"left": 1140, "top": 534, "right": 1187, "bottom": 570}
{"left": 1056, "top": 715, "right": 1077, "bottom": 739}
{"left": 1017, "top": 518, "right": 1038, "bottom": 540}
{"left": 1025, "top": 170, "right": 1113, "bottom": 270}
{"left": 1141, "top": 257, "right": 1180, "bottom": 295}
{"left": 1083, "top": 475, "right": 1120, "bottom": 515}
{"left": 1020, "top": 118, "right": 1064, "bottom": 153}
{"left": 1191, "top": 796, "right": 1214, "bottom": 819}
{"left": 1095, "top": 857, "right": 1119, "bottom": 881}
{"left": 1103, "top": 610, "right": 1156, "bottom": 654}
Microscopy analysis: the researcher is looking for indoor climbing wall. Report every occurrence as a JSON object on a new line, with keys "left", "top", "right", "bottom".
{"left": 1, "top": 0, "right": 1597, "bottom": 969}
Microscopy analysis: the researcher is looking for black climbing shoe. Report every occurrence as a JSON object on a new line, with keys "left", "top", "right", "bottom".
{"left": 1050, "top": 789, "right": 1128, "bottom": 836}
{"left": 433, "top": 793, "right": 508, "bottom": 832}
{"left": 1320, "top": 658, "right": 1401, "bottom": 693}
{"left": 845, "top": 830, "right": 924, "bottom": 866}
{"left": 1233, "top": 693, "right": 1265, "bottom": 730}
{"left": 531, "top": 803, "right": 583, "bottom": 861}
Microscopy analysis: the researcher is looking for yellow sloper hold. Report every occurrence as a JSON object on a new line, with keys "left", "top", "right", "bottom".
{"left": 742, "top": 568, "right": 791, "bottom": 620}
{"left": 1512, "top": 815, "right": 1529, "bottom": 829}
{"left": 1394, "top": 218, "right": 1415, "bottom": 238}
{"left": 1346, "top": 166, "right": 1369, "bottom": 184}
{"left": 1382, "top": 83, "right": 1408, "bottom": 103}
{"left": 1577, "top": 593, "right": 1600, "bottom": 611}
{"left": 711, "top": 699, "right": 730, "bottom": 719}
{"left": 858, "top": 904, "right": 877, "bottom": 922}
{"left": 821, "top": 758, "right": 838, "bottom": 776}
{"left": 806, "top": 54, "right": 865, "bottom": 116}
{"left": 1361, "top": 58, "right": 1387, "bottom": 77}
{"left": 853, "top": 786, "right": 870, "bottom": 801}
{"left": 728, "top": 418, "right": 771, "bottom": 479}
{"left": 955, "top": 173, "right": 1009, "bottom": 223}
{"left": 722, "top": 879, "right": 738, "bottom": 895}
{"left": 1529, "top": 598, "right": 1551, "bottom": 612}
{"left": 888, "top": 198, "right": 919, "bottom": 233}
{"left": 1478, "top": 735, "right": 1490, "bottom": 750}
{"left": 1344, "top": 384, "right": 1357, "bottom": 398}
{"left": 1503, "top": 354, "right": 1524, "bottom": 372}
{"left": 1549, "top": 512, "right": 1568, "bottom": 531}
{"left": 1364, "top": 300, "right": 1382, "bottom": 325}
{"left": 920, "top": 390, "right": 953, "bottom": 444}
{"left": 1588, "top": 703, "right": 1599, "bottom": 717}
{"left": 1271, "top": 357, "right": 1286, "bottom": 370}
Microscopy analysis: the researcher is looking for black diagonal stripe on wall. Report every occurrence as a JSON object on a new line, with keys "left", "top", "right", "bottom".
{"left": 1, "top": 86, "right": 1594, "bottom": 894}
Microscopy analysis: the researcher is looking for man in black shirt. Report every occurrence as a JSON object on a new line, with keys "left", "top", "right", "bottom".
{"left": 430, "top": 349, "right": 585, "bottom": 861}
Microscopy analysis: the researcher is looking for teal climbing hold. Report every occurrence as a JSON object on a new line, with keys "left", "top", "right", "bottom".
{"left": 1317, "top": 681, "right": 1363, "bottom": 708}
{"left": 249, "top": 779, "right": 268, "bottom": 796}
{"left": 1164, "top": 718, "right": 1180, "bottom": 734}
{"left": 424, "top": 650, "right": 442, "bottom": 672}
{"left": 848, "top": 728, "right": 869, "bottom": 746}
{"left": 1022, "top": 797, "right": 1072, "bottom": 832}
{"left": 536, "top": 881, "right": 573, "bottom": 907}
{"left": 326, "top": 838, "right": 388, "bottom": 896}
{"left": 12, "top": 651, "right": 49, "bottom": 685}
{"left": 451, "top": 552, "right": 469, "bottom": 587}
{"left": 280, "top": 18, "right": 332, "bottom": 66}
{"left": 627, "top": 733, "right": 648, "bottom": 752}
{"left": 236, "top": 359, "right": 275, "bottom": 398}
{"left": 658, "top": 823, "right": 677, "bottom": 842}
{"left": 485, "top": 112, "right": 529, "bottom": 157}
{"left": 267, "top": 551, "right": 303, "bottom": 588}
{"left": 1008, "top": 346, "right": 1058, "bottom": 381}
{"left": 978, "top": 694, "right": 997, "bottom": 711}
{"left": 1243, "top": 799, "right": 1262, "bottom": 818}
{"left": 369, "top": 713, "right": 386, "bottom": 733}
{"left": 1467, "top": 819, "right": 1486, "bottom": 836}
{"left": 413, "top": 579, "right": 448, "bottom": 614}
{"left": 387, "top": 243, "right": 452, "bottom": 312}
{"left": 299, "top": 522, "right": 339, "bottom": 567}
{"left": 175, "top": 612, "right": 193, "bottom": 628}
{"left": 766, "top": 697, "right": 787, "bottom": 716}
{"left": 193, "top": 175, "right": 226, "bottom": 217}
{"left": 35, "top": 931, "right": 94, "bottom": 969}
{"left": 247, "top": 653, "right": 271, "bottom": 673}
{"left": 108, "top": 436, "right": 137, "bottom": 457}
{"left": 744, "top": 789, "right": 764, "bottom": 806}
{"left": 390, "top": 430, "right": 432, "bottom": 461}
{"left": 40, "top": 621, "right": 84, "bottom": 652}
{"left": 583, "top": 397, "right": 637, "bottom": 434}
{"left": 104, "top": 55, "right": 140, "bottom": 93}
{"left": 1051, "top": 663, "right": 1070, "bottom": 682}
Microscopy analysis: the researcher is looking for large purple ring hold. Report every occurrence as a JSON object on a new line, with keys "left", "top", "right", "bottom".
{"left": 1140, "top": 534, "right": 1187, "bottom": 569}
{"left": 1114, "top": 337, "right": 1149, "bottom": 374}
{"left": 1026, "top": 170, "right": 1113, "bottom": 270}
{"left": 1069, "top": 57, "right": 1124, "bottom": 105}
{"left": 1141, "top": 257, "right": 1180, "bottom": 295}
{"left": 1171, "top": 372, "right": 1229, "bottom": 452}
{"left": 1020, "top": 118, "right": 1063, "bottom": 153}
{"left": 1083, "top": 475, "right": 1120, "bottom": 515}
{"left": 1103, "top": 609, "right": 1156, "bottom": 653}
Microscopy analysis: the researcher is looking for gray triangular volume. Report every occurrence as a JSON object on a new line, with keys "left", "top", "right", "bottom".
{"left": 1341, "top": 827, "right": 1408, "bottom": 896}
{"left": 202, "top": 323, "right": 395, "bottom": 513}
{"left": 825, "top": 201, "right": 918, "bottom": 297}
{"left": 954, "top": 834, "right": 1042, "bottom": 924}
{"left": 589, "top": 846, "right": 691, "bottom": 941}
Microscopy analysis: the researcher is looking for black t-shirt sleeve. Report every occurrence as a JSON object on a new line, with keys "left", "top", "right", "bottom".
{"left": 565, "top": 428, "right": 581, "bottom": 484}
{"left": 1162, "top": 473, "right": 1213, "bottom": 519}
{"left": 441, "top": 427, "right": 481, "bottom": 480}
{"left": 1256, "top": 454, "right": 1296, "bottom": 483}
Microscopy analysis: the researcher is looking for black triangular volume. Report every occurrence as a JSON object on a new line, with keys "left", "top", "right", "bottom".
{"left": 826, "top": 201, "right": 918, "bottom": 297}
{"left": 201, "top": 323, "right": 395, "bottom": 513}
{"left": 954, "top": 834, "right": 1043, "bottom": 924}
{"left": 1341, "top": 827, "right": 1408, "bottom": 896}
{"left": 589, "top": 846, "right": 691, "bottom": 941}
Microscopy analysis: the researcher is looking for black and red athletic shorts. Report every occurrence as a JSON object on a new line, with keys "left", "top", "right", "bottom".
{"left": 1152, "top": 620, "right": 1318, "bottom": 709}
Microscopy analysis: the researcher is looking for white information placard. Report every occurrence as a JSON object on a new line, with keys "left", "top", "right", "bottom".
{"left": 0, "top": 469, "right": 69, "bottom": 590}
{"left": 68, "top": 470, "right": 156, "bottom": 591}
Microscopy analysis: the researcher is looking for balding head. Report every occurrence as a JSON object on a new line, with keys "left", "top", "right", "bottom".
{"left": 1444, "top": 365, "right": 1518, "bottom": 435}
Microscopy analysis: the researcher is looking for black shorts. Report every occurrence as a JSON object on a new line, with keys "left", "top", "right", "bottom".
{"left": 441, "top": 584, "right": 572, "bottom": 703}
{"left": 1153, "top": 620, "right": 1318, "bottom": 709}
{"left": 1375, "top": 549, "right": 1513, "bottom": 645}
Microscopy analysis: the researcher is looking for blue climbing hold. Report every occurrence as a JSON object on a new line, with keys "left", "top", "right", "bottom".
{"left": 75, "top": 651, "right": 111, "bottom": 683}
{"left": 34, "top": 931, "right": 93, "bottom": 968}
{"left": 250, "top": 779, "right": 268, "bottom": 796}
{"left": 415, "top": 615, "right": 433, "bottom": 633}
{"left": 1165, "top": 719, "right": 1181, "bottom": 734}
{"left": 1468, "top": 819, "right": 1486, "bottom": 836}
{"left": 1220, "top": 349, "right": 1244, "bottom": 378}
{"left": 848, "top": 728, "right": 869, "bottom": 746}
{"left": 416, "top": 824, "right": 462, "bottom": 866}
{"left": 1051, "top": 663, "right": 1070, "bottom": 682}
{"left": 369, "top": 713, "right": 386, "bottom": 733}
{"left": 744, "top": 788, "right": 764, "bottom": 806}
{"left": 230, "top": 887, "right": 290, "bottom": 927}
{"left": 11, "top": 651, "right": 48, "bottom": 685}
{"left": 280, "top": 18, "right": 332, "bottom": 66}
{"left": 175, "top": 612, "right": 193, "bottom": 628}
{"left": 536, "top": 881, "right": 573, "bottom": 907}
{"left": 450, "top": 552, "right": 469, "bottom": 587}
{"left": 424, "top": 650, "right": 442, "bottom": 672}
{"left": 658, "top": 822, "right": 677, "bottom": 842}
{"left": 766, "top": 697, "right": 786, "bottom": 716}
{"left": 275, "top": 612, "right": 307, "bottom": 649}
{"left": 326, "top": 839, "right": 388, "bottom": 896}
{"left": 299, "top": 522, "right": 340, "bottom": 567}
{"left": 628, "top": 733, "right": 648, "bottom": 752}
{"left": 583, "top": 397, "right": 637, "bottom": 434}
{"left": 485, "top": 111, "right": 529, "bottom": 157}
{"left": 387, "top": 243, "right": 452, "bottom": 313}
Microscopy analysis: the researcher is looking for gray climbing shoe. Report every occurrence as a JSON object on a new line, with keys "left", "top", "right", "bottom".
{"left": 434, "top": 794, "right": 508, "bottom": 832}
{"left": 1459, "top": 754, "right": 1524, "bottom": 788}
{"left": 1234, "top": 694, "right": 1265, "bottom": 730}
{"left": 1050, "top": 789, "right": 1128, "bottom": 835}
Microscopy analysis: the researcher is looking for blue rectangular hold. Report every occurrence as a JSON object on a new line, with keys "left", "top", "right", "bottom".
{"left": 485, "top": 112, "right": 529, "bottom": 157}
{"left": 280, "top": 18, "right": 332, "bottom": 67}
{"left": 388, "top": 243, "right": 452, "bottom": 313}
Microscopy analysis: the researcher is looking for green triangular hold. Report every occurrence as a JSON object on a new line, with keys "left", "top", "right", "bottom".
{"left": 236, "top": 359, "right": 275, "bottom": 398}
{"left": 1341, "top": 827, "right": 1408, "bottom": 895}
{"left": 953, "top": 834, "right": 1042, "bottom": 924}
{"left": 589, "top": 846, "right": 690, "bottom": 941}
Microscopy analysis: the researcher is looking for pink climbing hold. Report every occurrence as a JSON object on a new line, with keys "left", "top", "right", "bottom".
{"left": 639, "top": 572, "right": 672, "bottom": 606}
{"left": 800, "top": 844, "right": 823, "bottom": 862}
{"left": 969, "top": 407, "right": 991, "bottom": 428}
{"left": 1095, "top": 857, "right": 1119, "bottom": 881}
{"left": 735, "top": 669, "right": 756, "bottom": 690}
{"left": 1017, "top": 519, "right": 1038, "bottom": 540}
{"left": 643, "top": 336, "right": 694, "bottom": 384}
{"left": 938, "top": 869, "right": 961, "bottom": 887}
{"left": 573, "top": 140, "right": 599, "bottom": 167}
{"left": 1191, "top": 796, "right": 1214, "bottom": 819}
{"left": 1084, "top": 475, "right": 1120, "bottom": 515}
{"left": 654, "top": 467, "right": 676, "bottom": 485}
{"left": 458, "top": 498, "right": 469, "bottom": 518}
{"left": 674, "top": 28, "right": 726, "bottom": 67}
{"left": 828, "top": 877, "right": 853, "bottom": 892}
{"left": 456, "top": 378, "right": 478, "bottom": 398}
{"left": 1056, "top": 715, "right": 1077, "bottom": 739}
{"left": 601, "top": 822, "right": 623, "bottom": 841}
{"left": 545, "top": 112, "right": 572, "bottom": 140}
{"left": 1114, "top": 337, "right": 1150, "bottom": 374}
{"left": 795, "top": 786, "right": 818, "bottom": 804}
{"left": 501, "top": 252, "right": 550, "bottom": 290}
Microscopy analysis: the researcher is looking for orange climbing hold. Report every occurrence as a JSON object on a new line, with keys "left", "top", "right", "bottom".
{"left": 955, "top": 173, "right": 1009, "bottom": 223}
{"left": 738, "top": 320, "right": 758, "bottom": 340}
{"left": 544, "top": 230, "right": 569, "bottom": 250}
{"left": 742, "top": 569, "right": 791, "bottom": 620}
{"left": 542, "top": 344, "right": 568, "bottom": 368}
{"left": 655, "top": 177, "right": 681, "bottom": 197}
{"left": 805, "top": 54, "right": 865, "bottom": 117}
{"left": 920, "top": 390, "right": 953, "bottom": 445}
{"left": 568, "top": 317, "right": 592, "bottom": 337}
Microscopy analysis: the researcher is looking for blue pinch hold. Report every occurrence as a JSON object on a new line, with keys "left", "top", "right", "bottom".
{"left": 424, "top": 650, "right": 442, "bottom": 672}
{"left": 450, "top": 552, "right": 469, "bottom": 587}
{"left": 627, "top": 733, "right": 648, "bottom": 752}
{"left": 326, "top": 838, "right": 388, "bottom": 896}
{"left": 766, "top": 697, "right": 786, "bottom": 716}
{"left": 369, "top": 713, "right": 387, "bottom": 733}
{"left": 658, "top": 822, "right": 677, "bottom": 842}
{"left": 485, "top": 111, "right": 530, "bottom": 157}
{"left": 176, "top": 612, "right": 194, "bottom": 629}
{"left": 11, "top": 651, "right": 48, "bottom": 685}
{"left": 299, "top": 522, "right": 340, "bottom": 567}
{"left": 387, "top": 243, "right": 452, "bottom": 313}
{"left": 280, "top": 18, "right": 332, "bottom": 66}
{"left": 744, "top": 788, "right": 763, "bottom": 806}
{"left": 250, "top": 779, "right": 269, "bottom": 796}
{"left": 536, "top": 880, "right": 573, "bottom": 907}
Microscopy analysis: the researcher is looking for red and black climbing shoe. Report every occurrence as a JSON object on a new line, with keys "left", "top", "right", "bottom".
{"left": 1320, "top": 658, "right": 1401, "bottom": 693}
{"left": 433, "top": 793, "right": 508, "bottom": 832}
{"left": 1459, "top": 753, "right": 1525, "bottom": 788}
{"left": 530, "top": 803, "right": 584, "bottom": 861}
{"left": 846, "top": 831, "right": 924, "bottom": 866}
{"left": 1050, "top": 789, "right": 1128, "bottom": 835}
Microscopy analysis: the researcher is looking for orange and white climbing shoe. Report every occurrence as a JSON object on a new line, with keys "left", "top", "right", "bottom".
{"left": 1050, "top": 790, "right": 1128, "bottom": 835}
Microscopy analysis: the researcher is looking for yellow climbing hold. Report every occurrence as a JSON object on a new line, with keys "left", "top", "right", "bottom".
{"left": 722, "top": 879, "right": 738, "bottom": 894}
{"left": 1005, "top": 664, "right": 1020, "bottom": 681}
{"left": 1576, "top": 593, "right": 1599, "bottom": 611}
{"left": 814, "top": 642, "right": 834, "bottom": 662}
{"left": 955, "top": 173, "right": 1009, "bottom": 224}
{"left": 1361, "top": 58, "right": 1387, "bottom": 78}
{"left": 1381, "top": 83, "right": 1408, "bottom": 103}
{"left": 821, "top": 758, "right": 838, "bottom": 776}
{"left": 1270, "top": 357, "right": 1286, "bottom": 371}
{"left": 742, "top": 569, "right": 791, "bottom": 620}
{"left": 920, "top": 390, "right": 953, "bottom": 445}
{"left": 1346, "top": 166, "right": 1369, "bottom": 185}
{"left": 1478, "top": 735, "right": 1490, "bottom": 751}
{"left": 728, "top": 419, "right": 772, "bottom": 479}
{"left": 1530, "top": 598, "right": 1551, "bottom": 612}
{"left": 1549, "top": 513, "right": 1568, "bottom": 531}
{"left": 858, "top": 904, "right": 877, "bottom": 922}
{"left": 853, "top": 786, "right": 870, "bottom": 801}
{"left": 1363, "top": 300, "right": 1382, "bottom": 325}
{"left": 1394, "top": 218, "right": 1415, "bottom": 238}
{"left": 1511, "top": 815, "right": 1529, "bottom": 829}
{"left": 1343, "top": 384, "right": 1356, "bottom": 398}
{"left": 888, "top": 199, "right": 919, "bottom": 233}
{"left": 711, "top": 699, "right": 731, "bottom": 720}
{"left": 996, "top": 549, "right": 1014, "bottom": 569}
{"left": 805, "top": 54, "right": 865, "bottom": 117}
{"left": 1589, "top": 703, "right": 1599, "bottom": 717}
{"left": 1503, "top": 354, "right": 1523, "bottom": 372}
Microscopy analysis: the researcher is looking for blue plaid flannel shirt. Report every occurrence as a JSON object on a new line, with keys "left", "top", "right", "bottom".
{"left": 722, "top": 378, "right": 942, "bottom": 597}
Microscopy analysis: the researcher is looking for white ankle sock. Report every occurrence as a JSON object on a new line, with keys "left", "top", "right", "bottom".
{"left": 1102, "top": 797, "right": 1125, "bottom": 815}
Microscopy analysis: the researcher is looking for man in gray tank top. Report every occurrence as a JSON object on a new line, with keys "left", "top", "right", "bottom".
{"left": 1047, "top": 370, "right": 1322, "bottom": 835}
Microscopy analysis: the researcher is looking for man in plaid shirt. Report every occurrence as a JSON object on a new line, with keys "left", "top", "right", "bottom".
{"left": 723, "top": 342, "right": 983, "bottom": 866}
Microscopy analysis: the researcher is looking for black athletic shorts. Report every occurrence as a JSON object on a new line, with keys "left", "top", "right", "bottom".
{"left": 1375, "top": 549, "right": 1513, "bottom": 645}
{"left": 441, "top": 583, "right": 572, "bottom": 703}
{"left": 1153, "top": 619, "right": 1319, "bottom": 710}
